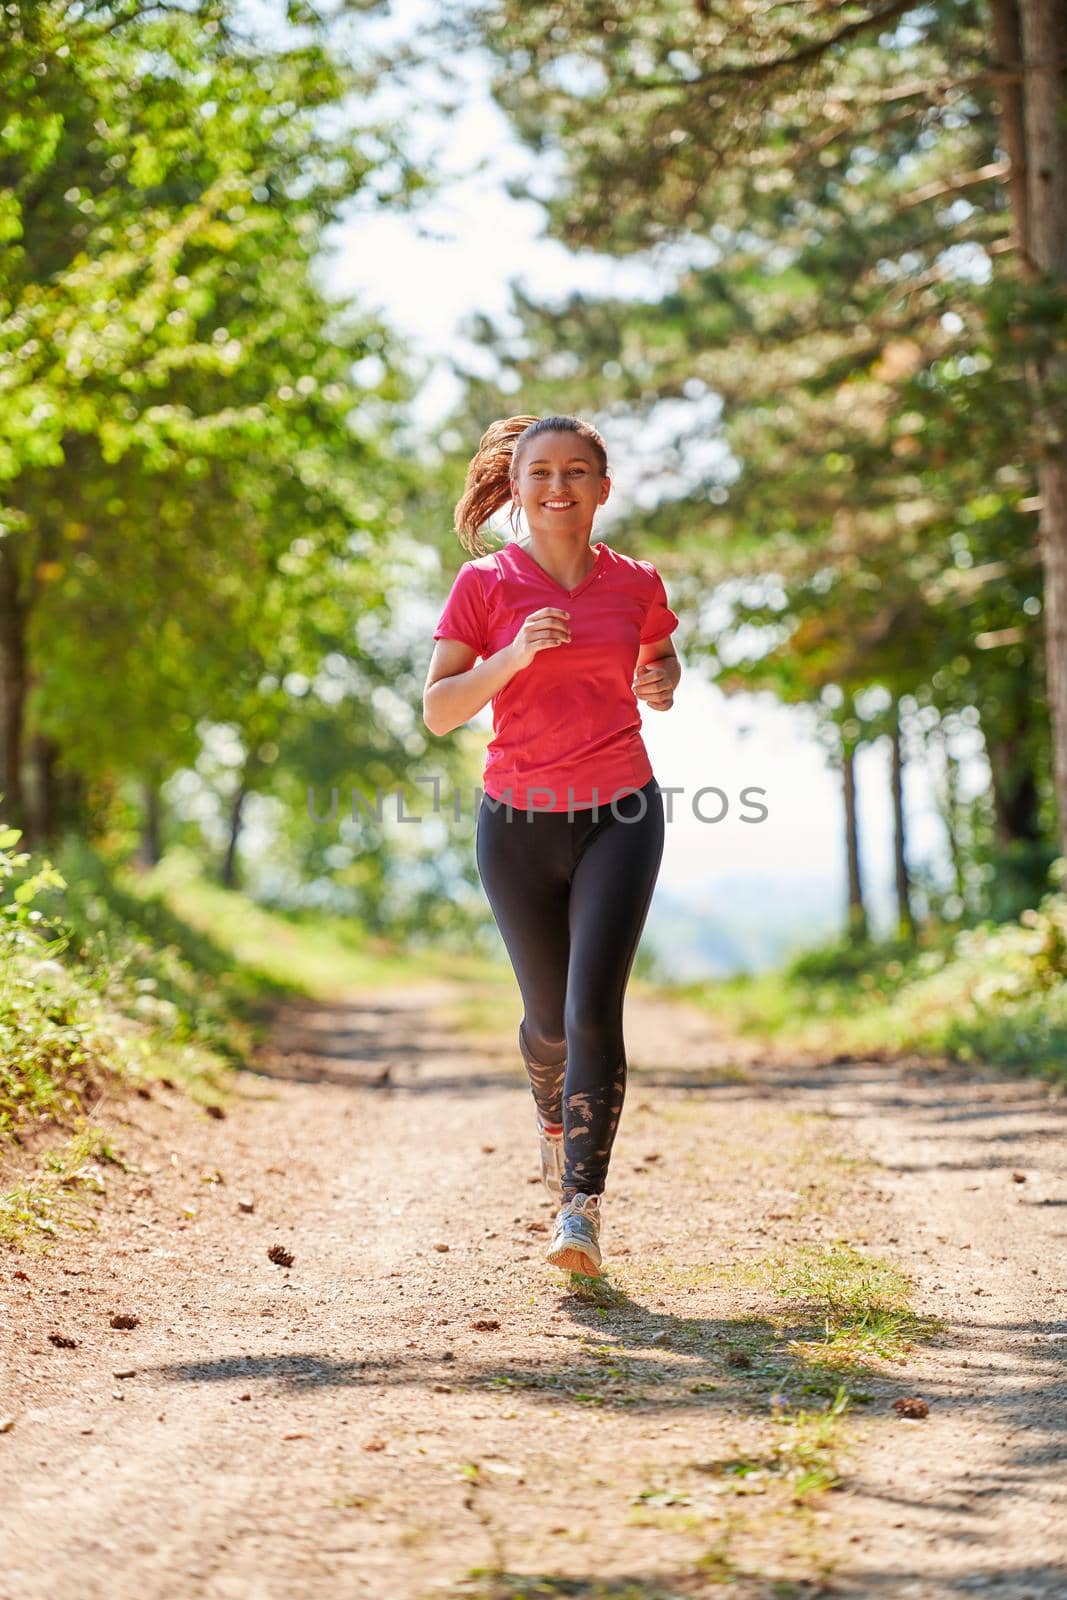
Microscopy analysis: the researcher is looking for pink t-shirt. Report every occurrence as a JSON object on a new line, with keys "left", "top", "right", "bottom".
{"left": 432, "top": 539, "right": 679, "bottom": 811}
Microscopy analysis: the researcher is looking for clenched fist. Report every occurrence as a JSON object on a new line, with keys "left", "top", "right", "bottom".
{"left": 632, "top": 662, "right": 675, "bottom": 711}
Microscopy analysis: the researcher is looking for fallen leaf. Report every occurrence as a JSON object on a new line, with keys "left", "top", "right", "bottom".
{"left": 48, "top": 1333, "right": 77, "bottom": 1349}
{"left": 471, "top": 1319, "right": 500, "bottom": 1332}
{"left": 364, "top": 1438, "right": 387, "bottom": 1452}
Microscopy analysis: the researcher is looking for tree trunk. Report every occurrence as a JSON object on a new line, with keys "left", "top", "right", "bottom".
{"left": 0, "top": 540, "right": 28, "bottom": 831}
{"left": 986, "top": 730, "right": 1042, "bottom": 848}
{"left": 221, "top": 782, "right": 248, "bottom": 889}
{"left": 141, "top": 778, "right": 163, "bottom": 867}
{"left": 842, "top": 736, "right": 868, "bottom": 941}
{"left": 889, "top": 706, "right": 916, "bottom": 938}
{"left": 991, "top": 0, "right": 1067, "bottom": 859}
{"left": 26, "top": 728, "right": 61, "bottom": 849}
{"left": 936, "top": 724, "right": 968, "bottom": 912}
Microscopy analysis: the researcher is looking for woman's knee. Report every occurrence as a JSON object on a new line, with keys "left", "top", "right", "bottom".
{"left": 520, "top": 1016, "right": 566, "bottom": 1066}
{"left": 564, "top": 992, "right": 622, "bottom": 1055}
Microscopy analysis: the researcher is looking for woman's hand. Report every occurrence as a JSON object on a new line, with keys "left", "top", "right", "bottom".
{"left": 633, "top": 661, "right": 675, "bottom": 710}
{"left": 507, "top": 606, "right": 571, "bottom": 670}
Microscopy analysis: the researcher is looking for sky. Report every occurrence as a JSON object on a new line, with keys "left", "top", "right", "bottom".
{"left": 300, "top": 1, "right": 987, "bottom": 971}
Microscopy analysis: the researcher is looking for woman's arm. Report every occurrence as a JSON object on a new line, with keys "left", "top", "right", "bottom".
{"left": 423, "top": 637, "right": 524, "bottom": 736}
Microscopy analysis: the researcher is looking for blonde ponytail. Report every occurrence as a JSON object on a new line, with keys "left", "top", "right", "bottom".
{"left": 453, "top": 415, "right": 539, "bottom": 557}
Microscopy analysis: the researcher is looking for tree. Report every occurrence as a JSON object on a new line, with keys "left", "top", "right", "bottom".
{"left": 407, "top": 0, "right": 1064, "bottom": 920}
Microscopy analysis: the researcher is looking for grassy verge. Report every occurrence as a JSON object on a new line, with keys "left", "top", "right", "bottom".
{"left": 654, "top": 893, "right": 1067, "bottom": 1086}
{"left": 1, "top": 832, "right": 501, "bottom": 1247}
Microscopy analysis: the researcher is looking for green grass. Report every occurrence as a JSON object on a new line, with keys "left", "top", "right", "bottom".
{"left": 1, "top": 832, "right": 507, "bottom": 1245}
{"left": 661, "top": 896, "right": 1067, "bottom": 1084}
{"left": 0, "top": 1122, "right": 127, "bottom": 1248}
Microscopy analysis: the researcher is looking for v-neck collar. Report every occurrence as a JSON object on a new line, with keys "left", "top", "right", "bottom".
{"left": 510, "top": 539, "right": 606, "bottom": 599}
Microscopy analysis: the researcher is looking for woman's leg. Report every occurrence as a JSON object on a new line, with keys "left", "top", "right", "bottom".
{"left": 562, "top": 780, "right": 665, "bottom": 1197}
{"left": 475, "top": 797, "right": 571, "bottom": 1125}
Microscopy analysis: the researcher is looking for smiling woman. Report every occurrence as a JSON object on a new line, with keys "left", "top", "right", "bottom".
{"left": 423, "top": 413, "right": 682, "bottom": 1280}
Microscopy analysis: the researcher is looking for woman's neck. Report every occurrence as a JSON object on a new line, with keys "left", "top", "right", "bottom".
{"left": 518, "top": 533, "right": 598, "bottom": 590}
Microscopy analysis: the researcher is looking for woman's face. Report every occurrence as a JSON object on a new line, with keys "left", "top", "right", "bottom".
{"left": 511, "top": 432, "right": 610, "bottom": 534}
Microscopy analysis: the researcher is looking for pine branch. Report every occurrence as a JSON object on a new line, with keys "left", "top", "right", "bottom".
{"left": 898, "top": 160, "right": 1010, "bottom": 208}
{"left": 624, "top": 0, "right": 922, "bottom": 91}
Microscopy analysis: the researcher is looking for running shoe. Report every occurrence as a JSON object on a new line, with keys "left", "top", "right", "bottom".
{"left": 536, "top": 1111, "right": 565, "bottom": 1198}
{"left": 545, "top": 1192, "right": 603, "bottom": 1276}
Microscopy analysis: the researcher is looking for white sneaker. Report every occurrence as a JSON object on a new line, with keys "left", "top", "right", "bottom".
{"left": 545, "top": 1192, "right": 603, "bottom": 1276}
{"left": 536, "top": 1112, "right": 564, "bottom": 1198}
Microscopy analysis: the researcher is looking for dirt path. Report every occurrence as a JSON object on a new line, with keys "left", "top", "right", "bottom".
{"left": 3, "top": 981, "right": 1067, "bottom": 1599}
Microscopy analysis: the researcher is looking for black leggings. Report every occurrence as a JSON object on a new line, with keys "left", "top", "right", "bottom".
{"left": 475, "top": 777, "right": 665, "bottom": 1197}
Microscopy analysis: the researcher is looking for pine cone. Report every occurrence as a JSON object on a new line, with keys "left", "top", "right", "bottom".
{"left": 268, "top": 1243, "right": 294, "bottom": 1267}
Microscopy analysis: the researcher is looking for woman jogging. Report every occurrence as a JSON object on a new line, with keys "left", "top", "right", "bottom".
{"left": 423, "top": 414, "right": 681, "bottom": 1277}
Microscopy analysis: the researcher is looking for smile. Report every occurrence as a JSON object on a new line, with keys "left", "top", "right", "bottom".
{"left": 543, "top": 501, "right": 576, "bottom": 509}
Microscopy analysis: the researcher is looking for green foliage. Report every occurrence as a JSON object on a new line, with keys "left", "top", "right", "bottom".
{"left": 0, "top": 0, "right": 470, "bottom": 931}
{"left": 422, "top": 0, "right": 1065, "bottom": 922}
{"left": 686, "top": 886, "right": 1067, "bottom": 1081}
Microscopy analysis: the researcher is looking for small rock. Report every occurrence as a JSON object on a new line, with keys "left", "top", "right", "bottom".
{"left": 471, "top": 1319, "right": 500, "bottom": 1332}
{"left": 237, "top": 1198, "right": 255, "bottom": 1214}
{"left": 481, "top": 1145, "right": 496, "bottom": 1154}
{"left": 112, "top": 1390, "right": 124, "bottom": 1401}
{"left": 433, "top": 1243, "right": 450, "bottom": 1253}
{"left": 113, "top": 1368, "right": 136, "bottom": 1380}
{"left": 364, "top": 1438, "right": 387, "bottom": 1452}
{"left": 48, "top": 1334, "right": 77, "bottom": 1349}
{"left": 433, "top": 1384, "right": 452, "bottom": 1394}
{"left": 1011, "top": 1171, "right": 1027, "bottom": 1183}
{"left": 205, "top": 1104, "right": 225, "bottom": 1120}
{"left": 109, "top": 1314, "right": 139, "bottom": 1330}
{"left": 0, "top": 1417, "right": 14, "bottom": 1434}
